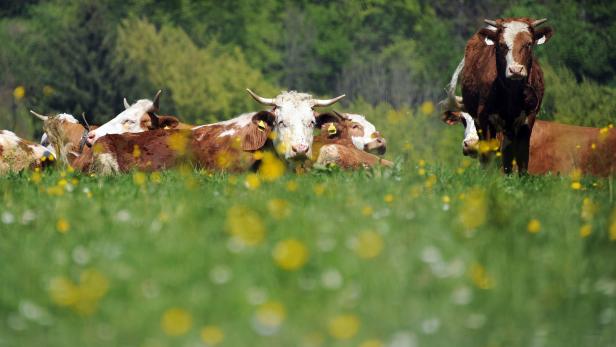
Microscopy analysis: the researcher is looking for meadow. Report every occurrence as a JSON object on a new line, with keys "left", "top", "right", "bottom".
{"left": 1, "top": 104, "right": 615, "bottom": 347}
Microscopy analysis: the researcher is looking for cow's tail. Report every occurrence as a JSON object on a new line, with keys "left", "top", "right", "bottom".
{"left": 439, "top": 57, "right": 465, "bottom": 113}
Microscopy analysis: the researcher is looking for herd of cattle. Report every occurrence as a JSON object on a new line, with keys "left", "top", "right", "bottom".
{"left": 1, "top": 17, "right": 614, "bottom": 177}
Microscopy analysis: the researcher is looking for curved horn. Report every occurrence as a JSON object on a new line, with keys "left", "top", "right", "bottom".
{"left": 484, "top": 19, "right": 498, "bottom": 27}
{"left": 152, "top": 90, "right": 162, "bottom": 111}
{"left": 30, "top": 110, "right": 48, "bottom": 121}
{"left": 123, "top": 97, "right": 130, "bottom": 109}
{"left": 531, "top": 18, "right": 548, "bottom": 27}
{"left": 246, "top": 88, "right": 276, "bottom": 106}
{"left": 313, "top": 94, "right": 346, "bottom": 107}
{"left": 81, "top": 112, "right": 90, "bottom": 131}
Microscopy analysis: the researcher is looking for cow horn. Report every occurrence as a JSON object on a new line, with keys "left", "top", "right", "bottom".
{"left": 246, "top": 88, "right": 276, "bottom": 106}
{"left": 313, "top": 94, "right": 346, "bottom": 107}
{"left": 30, "top": 110, "right": 48, "bottom": 121}
{"left": 123, "top": 98, "right": 130, "bottom": 109}
{"left": 152, "top": 90, "right": 162, "bottom": 111}
{"left": 484, "top": 19, "right": 498, "bottom": 27}
{"left": 531, "top": 18, "right": 548, "bottom": 27}
{"left": 81, "top": 112, "right": 90, "bottom": 131}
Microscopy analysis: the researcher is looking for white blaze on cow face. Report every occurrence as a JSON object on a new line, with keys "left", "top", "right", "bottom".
{"left": 87, "top": 99, "right": 157, "bottom": 144}
{"left": 270, "top": 92, "right": 317, "bottom": 160}
{"left": 502, "top": 21, "right": 531, "bottom": 79}
{"left": 344, "top": 113, "right": 386, "bottom": 155}
{"left": 460, "top": 112, "right": 479, "bottom": 150}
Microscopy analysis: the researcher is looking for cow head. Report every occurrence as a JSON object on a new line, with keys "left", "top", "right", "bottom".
{"left": 442, "top": 111, "right": 479, "bottom": 157}
{"left": 315, "top": 112, "right": 387, "bottom": 155}
{"left": 479, "top": 18, "right": 553, "bottom": 80}
{"left": 86, "top": 90, "right": 180, "bottom": 145}
{"left": 246, "top": 89, "right": 345, "bottom": 161}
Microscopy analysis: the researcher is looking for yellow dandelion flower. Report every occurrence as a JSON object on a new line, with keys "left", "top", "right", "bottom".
{"left": 599, "top": 127, "right": 609, "bottom": 141}
{"left": 150, "top": 171, "right": 162, "bottom": 184}
{"left": 13, "top": 85, "right": 25, "bottom": 101}
{"left": 200, "top": 325, "right": 224, "bottom": 346}
{"left": 258, "top": 152, "right": 285, "bottom": 181}
{"left": 267, "top": 199, "right": 291, "bottom": 220}
{"left": 167, "top": 132, "right": 189, "bottom": 155}
{"left": 353, "top": 230, "right": 384, "bottom": 259}
{"left": 425, "top": 174, "right": 437, "bottom": 189}
{"left": 609, "top": 209, "right": 616, "bottom": 241}
{"left": 328, "top": 314, "right": 360, "bottom": 340}
{"left": 581, "top": 198, "right": 597, "bottom": 222}
{"left": 225, "top": 205, "right": 265, "bottom": 246}
{"left": 313, "top": 183, "right": 326, "bottom": 196}
{"left": 591, "top": 143, "right": 596, "bottom": 150}
{"left": 56, "top": 218, "right": 70, "bottom": 233}
{"left": 360, "top": 339, "right": 384, "bottom": 347}
{"left": 478, "top": 141, "right": 491, "bottom": 154}
{"left": 570, "top": 169, "right": 582, "bottom": 182}
{"left": 458, "top": 188, "right": 486, "bottom": 231}
{"left": 579, "top": 224, "right": 592, "bottom": 238}
{"left": 133, "top": 171, "right": 147, "bottom": 186}
{"left": 286, "top": 180, "right": 298, "bottom": 192}
{"left": 47, "top": 186, "right": 64, "bottom": 196}
{"left": 244, "top": 174, "right": 261, "bottom": 190}
{"left": 571, "top": 182, "right": 582, "bottom": 190}
{"left": 383, "top": 194, "right": 394, "bottom": 203}
{"left": 418, "top": 159, "right": 426, "bottom": 167}
{"left": 418, "top": 168, "right": 426, "bottom": 176}
{"left": 527, "top": 219, "right": 541, "bottom": 233}
{"left": 161, "top": 308, "right": 192, "bottom": 336}
{"left": 131, "top": 144, "right": 141, "bottom": 158}
{"left": 470, "top": 264, "right": 494, "bottom": 289}
{"left": 31, "top": 171, "right": 42, "bottom": 184}
{"left": 361, "top": 206, "right": 373, "bottom": 216}
{"left": 273, "top": 239, "right": 309, "bottom": 270}
{"left": 420, "top": 101, "right": 435, "bottom": 115}
{"left": 43, "top": 85, "right": 55, "bottom": 96}
{"left": 255, "top": 301, "right": 286, "bottom": 329}
{"left": 49, "top": 276, "right": 80, "bottom": 306}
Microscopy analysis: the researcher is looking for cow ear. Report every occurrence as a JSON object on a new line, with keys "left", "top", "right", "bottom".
{"left": 441, "top": 111, "right": 462, "bottom": 125}
{"left": 478, "top": 28, "right": 498, "bottom": 46}
{"left": 315, "top": 111, "right": 345, "bottom": 128}
{"left": 242, "top": 111, "right": 275, "bottom": 151}
{"left": 158, "top": 115, "right": 180, "bottom": 129}
{"left": 534, "top": 27, "right": 553, "bottom": 45}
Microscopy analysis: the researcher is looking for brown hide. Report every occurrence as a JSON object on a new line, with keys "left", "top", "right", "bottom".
{"left": 315, "top": 144, "right": 393, "bottom": 169}
{"left": 529, "top": 120, "right": 616, "bottom": 176}
{"left": 461, "top": 18, "right": 550, "bottom": 173}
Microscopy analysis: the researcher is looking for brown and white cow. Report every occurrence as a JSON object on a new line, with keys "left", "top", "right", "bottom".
{"left": 443, "top": 17, "right": 553, "bottom": 174}
{"left": 0, "top": 130, "right": 55, "bottom": 174}
{"left": 86, "top": 90, "right": 182, "bottom": 145}
{"left": 443, "top": 111, "right": 616, "bottom": 176}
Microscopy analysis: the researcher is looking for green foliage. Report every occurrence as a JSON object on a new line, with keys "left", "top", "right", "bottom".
{"left": 115, "top": 18, "right": 278, "bottom": 122}
{"left": 542, "top": 63, "right": 616, "bottom": 127}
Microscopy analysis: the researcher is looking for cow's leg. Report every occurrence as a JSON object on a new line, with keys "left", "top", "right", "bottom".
{"left": 476, "top": 105, "right": 491, "bottom": 165}
{"left": 501, "top": 131, "right": 515, "bottom": 174}
{"left": 514, "top": 117, "right": 534, "bottom": 175}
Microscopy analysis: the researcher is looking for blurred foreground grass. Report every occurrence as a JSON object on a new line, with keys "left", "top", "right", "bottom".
{"left": 1, "top": 105, "right": 616, "bottom": 346}
{"left": 1, "top": 160, "right": 615, "bottom": 347}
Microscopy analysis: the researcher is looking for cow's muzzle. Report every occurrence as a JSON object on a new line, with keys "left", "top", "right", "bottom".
{"left": 462, "top": 139, "right": 479, "bottom": 157}
{"left": 365, "top": 138, "right": 387, "bottom": 155}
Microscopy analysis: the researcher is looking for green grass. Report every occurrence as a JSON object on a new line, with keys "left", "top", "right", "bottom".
{"left": 1, "top": 106, "right": 616, "bottom": 346}
{"left": 1, "top": 160, "right": 615, "bottom": 347}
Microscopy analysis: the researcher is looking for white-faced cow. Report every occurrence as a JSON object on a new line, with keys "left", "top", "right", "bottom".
{"left": 443, "top": 111, "right": 616, "bottom": 177}
{"left": 86, "top": 90, "right": 181, "bottom": 145}
{"left": 443, "top": 17, "right": 554, "bottom": 174}
{"left": 78, "top": 89, "right": 346, "bottom": 174}
{"left": 0, "top": 130, "right": 55, "bottom": 174}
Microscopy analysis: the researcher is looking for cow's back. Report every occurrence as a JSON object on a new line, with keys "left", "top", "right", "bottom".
{"left": 529, "top": 120, "right": 616, "bottom": 176}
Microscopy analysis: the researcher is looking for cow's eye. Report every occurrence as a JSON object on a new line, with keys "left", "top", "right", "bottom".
{"left": 309, "top": 120, "right": 316, "bottom": 128}
{"left": 123, "top": 119, "right": 135, "bottom": 125}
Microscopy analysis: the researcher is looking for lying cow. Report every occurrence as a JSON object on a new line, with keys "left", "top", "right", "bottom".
{"left": 31, "top": 91, "right": 182, "bottom": 168}
{"left": 443, "top": 111, "right": 616, "bottom": 176}
{"left": 81, "top": 89, "right": 346, "bottom": 174}
{"left": 0, "top": 130, "right": 55, "bottom": 174}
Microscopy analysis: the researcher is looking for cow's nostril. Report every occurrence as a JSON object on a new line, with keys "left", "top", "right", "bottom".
{"left": 292, "top": 145, "right": 308, "bottom": 154}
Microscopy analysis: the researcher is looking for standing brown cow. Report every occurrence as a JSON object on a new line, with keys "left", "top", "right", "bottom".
{"left": 444, "top": 17, "right": 554, "bottom": 174}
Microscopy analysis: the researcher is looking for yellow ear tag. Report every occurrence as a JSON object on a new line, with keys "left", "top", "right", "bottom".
{"left": 327, "top": 123, "right": 337, "bottom": 135}
{"left": 258, "top": 120, "right": 266, "bottom": 131}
